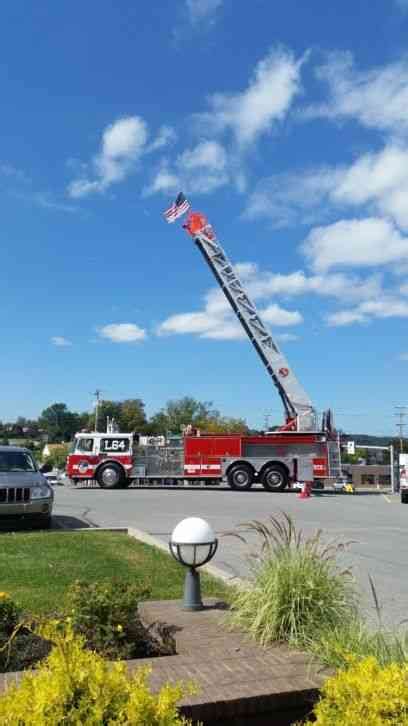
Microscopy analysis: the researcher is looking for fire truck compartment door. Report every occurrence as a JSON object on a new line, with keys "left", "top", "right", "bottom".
{"left": 297, "top": 458, "right": 314, "bottom": 481}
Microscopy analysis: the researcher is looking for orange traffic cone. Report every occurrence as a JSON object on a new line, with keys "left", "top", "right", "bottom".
{"left": 297, "top": 481, "right": 312, "bottom": 499}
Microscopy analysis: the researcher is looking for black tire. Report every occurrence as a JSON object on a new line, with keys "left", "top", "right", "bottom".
{"left": 261, "top": 464, "right": 288, "bottom": 492}
{"left": 227, "top": 464, "right": 254, "bottom": 491}
{"left": 401, "top": 488, "right": 408, "bottom": 504}
{"left": 96, "top": 463, "right": 125, "bottom": 489}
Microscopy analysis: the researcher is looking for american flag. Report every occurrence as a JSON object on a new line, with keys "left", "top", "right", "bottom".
{"left": 163, "top": 192, "right": 191, "bottom": 223}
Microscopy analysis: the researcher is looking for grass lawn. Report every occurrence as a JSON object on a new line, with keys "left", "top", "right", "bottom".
{"left": 0, "top": 531, "right": 230, "bottom": 614}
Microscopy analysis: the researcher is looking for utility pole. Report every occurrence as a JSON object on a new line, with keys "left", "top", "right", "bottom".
{"left": 394, "top": 406, "right": 407, "bottom": 454}
{"left": 263, "top": 411, "right": 275, "bottom": 431}
{"left": 93, "top": 390, "right": 102, "bottom": 432}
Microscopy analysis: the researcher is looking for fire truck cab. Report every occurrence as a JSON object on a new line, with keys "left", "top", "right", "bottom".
{"left": 67, "top": 433, "right": 134, "bottom": 488}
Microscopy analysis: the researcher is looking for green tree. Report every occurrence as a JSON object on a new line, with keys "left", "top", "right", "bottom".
{"left": 82, "top": 399, "right": 147, "bottom": 433}
{"left": 203, "top": 415, "right": 248, "bottom": 434}
{"left": 45, "top": 444, "right": 70, "bottom": 469}
{"left": 149, "top": 397, "right": 217, "bottom": 434}
{"left": 39, "top": 403, "right": 81, "bottom": 443}
{"left": 119, "top": 399, "right": 147, "bottom": 432}
{"left": 94, "top": 401, "right": 122, "bottom": 432}
{"left": 149, "top": 397, "right": 248, "bottom": 435}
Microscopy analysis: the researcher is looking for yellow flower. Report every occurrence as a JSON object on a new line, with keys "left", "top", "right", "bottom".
{"left": 116, "top": 624, "right": 123, "bottom": 633}
{"left": 0, "top": 592, "right": 9, "bottom": 599}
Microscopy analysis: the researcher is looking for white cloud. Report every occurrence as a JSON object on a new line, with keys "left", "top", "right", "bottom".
{"left": 302, "top": 217, "right": 408, "bottom": 272}
{"left": 262, "top": 304, "right": 302, "bottom": 326}
{"left": 0, "top": 163, "right": 30, "bottom": 183}
{"left": 399, "top": 352, "right": 408, "bottom": 360}
{"left": 157, "top": 258, "right": 311, "bottom": 341}
{"left": 326, "top": 310, "right": 368, "bottom": 327}
{"left": 157, "top": 254, "right": 406, "bottom": 332}
{"left": 51, "top": 336, "right": 72, "bottom": 347}
{"left": 327, "top": 296, "right": 408, "bottom": 326}
{"left": 332, "top": 145, "right": 408, "bottom": 230}
{"left": 276, "top": 332, "right": 298, "bottom": 342}
{"left": 146, "top": 140, "right": 229, "bottom": 196}
{"left": 205, "top": 265, "right": 383, "bottom": 308}
{"left": 158, "top": 300, "right": 302, "bottom": 340}
{"left": 245, "top": 144, "right": 408, "bottom": 232}
{"left": 98, "top": 323, "right": 146, "bottom": 343}
{"left": 148, "top": 47, "right": 304, "bottom": 200}
{"left": 197, "top": 47, "right": 305, "bottom": 145}
{"left": 147, "top": 164, "right": 181, "bottom": 195}
{"left": 147, "top": 125, "right": 177, "bottom": 153}
{"left": 186, "top": 0, "right": 223, "bottom": 24}
{"left": 32, "top": 192, "right": 78, "bottom": 213}
{"left": 180, "top": 139, "right": 227, "bottom": 171}
{"left": 306, "top": 52, "right": 408, "bottom": 136}
{"left": 68, "top": 116, "right": 148, "bottom": 198}
{"left": 244, "top": 166, "right": 344, "bottom": 227}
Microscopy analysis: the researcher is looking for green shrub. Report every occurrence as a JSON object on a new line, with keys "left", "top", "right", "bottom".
{"left": 308, "top": 620, "right": 408, "bottom": 670}
{"left": 0, "top": 592, "right": 50, "bottom": 672}
{"left": 303, "top": 655, "right": 408, "bottom": 725}
{"left": 67, "top": 580, "right": 175, "bottom": 660}
{"left": 0, "top": 621, "right": 194, "bottom": 725}
{"left": 228, "top": 513, "right": 358, "bottom": 647}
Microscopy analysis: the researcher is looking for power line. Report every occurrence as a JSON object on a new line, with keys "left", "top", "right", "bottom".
{"left": 93, "top": 390, "right": 103, "bottom": 432}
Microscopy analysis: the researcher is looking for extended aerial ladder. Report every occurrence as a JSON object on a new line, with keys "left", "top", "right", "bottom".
{"left": 181, "top": 210, "right": 323, "bottom": 433}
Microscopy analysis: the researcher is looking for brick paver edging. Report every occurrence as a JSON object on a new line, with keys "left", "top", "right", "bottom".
{"left": 136, "top": 599, "right": 328, "bottom": 725}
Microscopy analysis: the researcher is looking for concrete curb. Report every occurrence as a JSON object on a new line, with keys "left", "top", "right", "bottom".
{"left": 126, "top": 526, "right": 243, "bottom": 586}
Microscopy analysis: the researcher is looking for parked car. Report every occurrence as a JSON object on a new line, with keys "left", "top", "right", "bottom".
{"left": 42, "top": 469, "right": 59, "bottom": 487}
{"left": 0, "top": 446, "right": 54, "bottom": 528}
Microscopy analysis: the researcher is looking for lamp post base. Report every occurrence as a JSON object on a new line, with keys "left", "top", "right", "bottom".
{"left": 183, "top": 567, "right": 204, "bottom": 611}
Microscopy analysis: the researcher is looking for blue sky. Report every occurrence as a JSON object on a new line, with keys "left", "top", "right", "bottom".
{"left": 2, "top": 0, "right": 408, "bottom": 435}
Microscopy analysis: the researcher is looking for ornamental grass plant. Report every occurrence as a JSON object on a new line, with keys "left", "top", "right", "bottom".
{"left": 307, "top": 619, "right": 408, "bottom": 670}
{"left": 306, "top": 575, "right": 408, "bottom": 669}
{"left": 228, "top": 513, "right": 359, "bottom": 648}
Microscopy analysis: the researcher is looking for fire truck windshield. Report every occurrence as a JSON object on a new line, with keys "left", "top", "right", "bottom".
{"left": 76, "top": 438, "right": 94, "bottom": 453}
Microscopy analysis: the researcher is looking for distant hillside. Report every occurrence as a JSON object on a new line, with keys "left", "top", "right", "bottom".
{"left": 343, "top": 434, "right": 398, "bottom": 447}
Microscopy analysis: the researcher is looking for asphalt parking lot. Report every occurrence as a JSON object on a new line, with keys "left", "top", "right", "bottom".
{"left": 48, "top": 483, "right": 408, "bottom": 628}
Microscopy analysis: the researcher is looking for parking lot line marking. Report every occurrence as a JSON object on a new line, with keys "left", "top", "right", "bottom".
{"left": 383, "top": 494, "right": 392, "bottom": 503}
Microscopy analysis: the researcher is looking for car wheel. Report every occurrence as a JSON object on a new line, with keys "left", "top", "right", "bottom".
{"left": 261, "top": 464, "right": 288, "bottom": 492}
{"left": 97, "top": 463, "right": 125, "bottom": 489}
{"left": 227, "top": 464, "right": 254, "bottom": 491}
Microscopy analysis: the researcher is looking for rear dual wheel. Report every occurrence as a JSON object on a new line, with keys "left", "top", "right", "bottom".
{"left": 261, "top": 464, "right": 288, "bottom": 492}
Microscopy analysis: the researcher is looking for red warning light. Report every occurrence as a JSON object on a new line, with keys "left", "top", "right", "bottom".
{"left": 183, "top": 211, "right": 207, "bottom": 236}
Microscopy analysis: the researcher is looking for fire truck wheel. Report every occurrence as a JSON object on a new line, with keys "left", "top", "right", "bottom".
{"left": 227, "top": 464, "right": 254, "bottom": 491}
{"left": 97, "top": 463, "right": 125, "bottom": 489}
{"left": 261, "top": 464, "right": 288, "bottom": 492}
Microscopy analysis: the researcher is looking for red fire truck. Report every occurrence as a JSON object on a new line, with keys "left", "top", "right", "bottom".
{"left": 66, "top": 202, "right": 341, "bottom": 491}
{"left": 66, "top": 429, "right": 338, "bottom": 490}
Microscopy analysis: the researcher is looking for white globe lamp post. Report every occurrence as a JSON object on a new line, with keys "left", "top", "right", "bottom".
{"left": 169, "top": 517, "right": 218, "bottom": 611}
